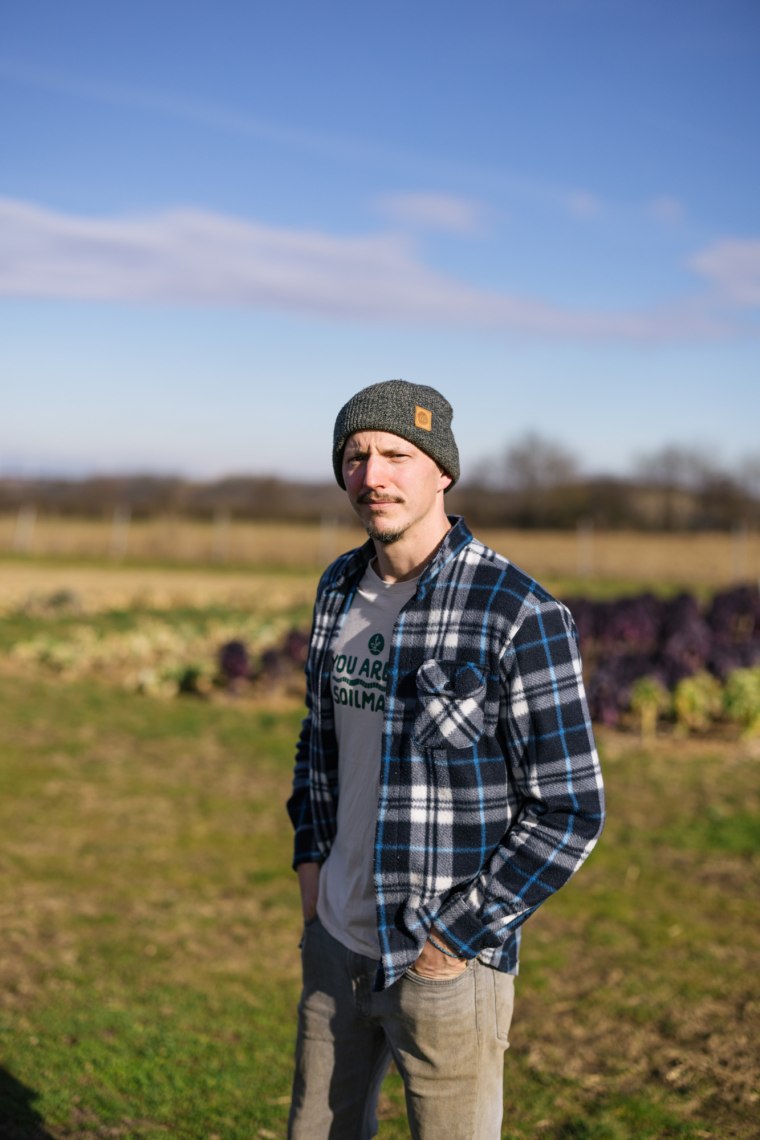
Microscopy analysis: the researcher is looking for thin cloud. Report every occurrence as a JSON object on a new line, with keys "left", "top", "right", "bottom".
{"left": 648, "top": 195, "right": 686, "bottom": 225}
{"left": 566, "top": 191, "right": 603, "bottom": 220}
{"left": 0, "top": 197, "right": 746, "bottom": 341}
{"left": 376, "top": 193, "right": 487, "bottom": 234}
{"left": 0, "top": 58, "right": 395, "bottom": 168}
{"left": 690, "top": 239, "right": 760, "bottom": 308}
{"left": 1, "top": 59, "right": 696, "bottom": 236}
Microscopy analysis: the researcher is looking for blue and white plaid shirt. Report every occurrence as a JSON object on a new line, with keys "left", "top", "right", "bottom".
{"left": 287, "top": 517, "right": 605, "bottom": 990}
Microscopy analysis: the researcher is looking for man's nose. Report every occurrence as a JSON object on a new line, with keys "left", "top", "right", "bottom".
{"left": 363, "top": 454, "right": 388, "bottom": 487}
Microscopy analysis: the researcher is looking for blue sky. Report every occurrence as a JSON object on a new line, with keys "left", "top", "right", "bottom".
{"left": 2, "top": 0, "right": 758, "bottom": 483}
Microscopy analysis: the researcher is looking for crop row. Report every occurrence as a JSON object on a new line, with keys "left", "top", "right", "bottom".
{"left": 9, "top": 614, "right": 304, "bottom": 699}
{"left": 567, "top": 583, "right": 760, "bottom": 736}
{"left": 8, "top": 583, "right": 759, "bottom": 737}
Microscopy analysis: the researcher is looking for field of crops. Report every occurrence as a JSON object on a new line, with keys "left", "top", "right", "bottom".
{"left": 0, "top": 539, "right": 759, "bottom": 1138}
{"left": 2, "top": 514, "right": 759, "bottom": 586}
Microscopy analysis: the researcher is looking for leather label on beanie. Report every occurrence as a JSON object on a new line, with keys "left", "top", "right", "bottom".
{"left": 414, "top": 405, "right": 432, "bottom": 431}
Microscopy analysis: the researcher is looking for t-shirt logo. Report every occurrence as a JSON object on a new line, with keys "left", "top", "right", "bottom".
{"left": 332, "top": 633, "right": 390, "bottom": 713}
{"left": 414, "top": 405, "right": 432, "bottom": 431}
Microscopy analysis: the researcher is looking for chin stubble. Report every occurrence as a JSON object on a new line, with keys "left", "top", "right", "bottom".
{"left": 365, "top": 522, "right": 407, "bottom": 545}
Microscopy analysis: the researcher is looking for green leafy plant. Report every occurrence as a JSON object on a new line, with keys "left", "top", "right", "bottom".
{"left": 722, "top": 667, "right": 760, "bottom": 738}
{"left": 672, "top": 671, "right": 723, "bottom": 735}
{"left": 629, "top": 676, "right": 671, "bottom": 742}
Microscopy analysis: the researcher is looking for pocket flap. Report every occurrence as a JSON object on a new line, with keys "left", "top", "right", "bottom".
{"left": 417, "top": 659, "right": 485, "bottom": 698}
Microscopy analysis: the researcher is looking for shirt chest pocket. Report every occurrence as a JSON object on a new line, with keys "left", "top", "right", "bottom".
{"left": 413, "top": 659, "right": 487, "bottom": 751}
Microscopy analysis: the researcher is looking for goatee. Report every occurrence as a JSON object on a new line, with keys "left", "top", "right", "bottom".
{"left": 366, "top": 522, "right": 407, "bottom": 545}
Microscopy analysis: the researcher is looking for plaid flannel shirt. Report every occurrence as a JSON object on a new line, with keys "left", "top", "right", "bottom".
{"left": 287, "top": 517, "right": 604, "bottom": 990}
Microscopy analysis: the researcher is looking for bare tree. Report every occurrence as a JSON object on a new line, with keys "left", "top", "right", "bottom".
{"left": 475, "top": 433, "right": 580, "bottom": 491}
{"left": 633, "top": 445, "right": 717, "bottom": 492}
{"left": 738, "top": 453, "right": 760, "bottom": 499}
{"left": 469, "top": 434, "right": 582, "bottom": 527}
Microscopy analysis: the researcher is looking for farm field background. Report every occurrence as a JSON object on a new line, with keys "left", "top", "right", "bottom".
{"left": 1, "top": 523, "right": 759, "bottom": 1138}
{"left": 2, "top": 515, "right": 759, "bottom": 588}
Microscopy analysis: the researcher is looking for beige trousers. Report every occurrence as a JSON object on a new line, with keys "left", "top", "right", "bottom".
{"left": 288, "top": 916, "right": 515, "bottom": 1140}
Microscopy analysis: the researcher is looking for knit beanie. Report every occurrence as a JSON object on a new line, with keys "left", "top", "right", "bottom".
{"left": 332, "top": 379, "right": 460, "bottom": 490}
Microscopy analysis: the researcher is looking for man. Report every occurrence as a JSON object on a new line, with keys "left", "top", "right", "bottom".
{"left": 287, "top": 379, "right": 604, "bottom": 1139}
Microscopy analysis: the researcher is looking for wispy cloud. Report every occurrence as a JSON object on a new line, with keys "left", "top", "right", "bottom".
{"left": 0, "top": 197, "right": 750, "bottom": 341}
{"left": 375, "top": 193, "right": 487, "bottom": 234}
{"left": 0, "top": 60, "right": 699, "bottom": 238}
{"left": 648, "top": 195, "right": 686, "bottom": 225}
{"left": 565, "top": 191, "right": 603, "bottom": 220}
{"left": 0, "top": 58, "right": 397, "bottom": 168}
{"left": 690, "top": 239, "right": 760, "bottom": 307}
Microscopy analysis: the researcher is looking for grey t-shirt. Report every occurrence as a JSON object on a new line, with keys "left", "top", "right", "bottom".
{"left": 317, "top": 561, "right": 418, "bottom": 957}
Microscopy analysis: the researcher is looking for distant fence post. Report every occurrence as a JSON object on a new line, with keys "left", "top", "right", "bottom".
{"left": 576, "top": 519, "right": 594, "bottom": 579}
{"left": 213, "top": 510, "right": 230, "bottom": 563}
{"left": 13, "top": 505, "right": 37, "bottom": 553}
{"left": 109, "top": 506, "right": 131, "bottom": 560}
{"left": 731, "top": 521, "right": 749, "bottom": 582}
{"left": 319, "top": 516, "right": 338, "bottom": 566}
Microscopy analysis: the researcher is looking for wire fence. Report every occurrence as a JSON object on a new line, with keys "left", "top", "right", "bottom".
{"left": 1, "top": 510, "right": 758, "bottom": 587}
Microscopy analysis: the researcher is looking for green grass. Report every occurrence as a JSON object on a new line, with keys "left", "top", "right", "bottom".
{"left": 1, "top": 673, "right": 758, "bottom": 1138}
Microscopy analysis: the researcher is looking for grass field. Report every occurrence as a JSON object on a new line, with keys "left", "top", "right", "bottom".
{"left": 0, "top": 547, "right": 758, "bottom": 1138}
{"left": 1, "top": 673, "right": 758, "bottom": 1139}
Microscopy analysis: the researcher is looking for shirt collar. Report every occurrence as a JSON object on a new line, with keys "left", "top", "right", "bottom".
{"left": 329, "top": 516, "right": 473, "bottom": 595}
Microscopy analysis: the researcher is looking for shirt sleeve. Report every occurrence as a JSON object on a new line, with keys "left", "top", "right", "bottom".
{"left": 434, "top": 599, "right": 605, "bottom": 957}
{"left": 286, "top": 703, "right": 322, "bottom": 868}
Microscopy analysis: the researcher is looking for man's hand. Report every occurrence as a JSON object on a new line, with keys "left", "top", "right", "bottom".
{"left": 410, "top": 927, "right": 468, "bottom": 979}
{"left": 297, "top": 862, "right": 320, "bottom": 924}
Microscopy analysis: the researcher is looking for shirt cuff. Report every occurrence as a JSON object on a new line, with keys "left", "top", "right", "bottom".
{"left": 434, "top": 890, "right": 523, "bottom": 957}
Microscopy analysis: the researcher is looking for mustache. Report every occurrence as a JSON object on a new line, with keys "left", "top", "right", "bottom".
{"left": 358, "top": 493, "right": 403, "bottom": 504}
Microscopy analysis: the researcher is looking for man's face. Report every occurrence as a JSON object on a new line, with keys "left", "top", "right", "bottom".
{"left": 342, "top": 430, "right": 451, "bottom": 546}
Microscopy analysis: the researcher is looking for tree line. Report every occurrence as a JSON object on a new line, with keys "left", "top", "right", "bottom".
{"left": 2, "top": 439, "right": 758, "bottom": 531}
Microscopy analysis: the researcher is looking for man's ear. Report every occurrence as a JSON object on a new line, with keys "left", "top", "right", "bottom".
{"left": 439, "top": 469, "right": 453, "bottom": 493}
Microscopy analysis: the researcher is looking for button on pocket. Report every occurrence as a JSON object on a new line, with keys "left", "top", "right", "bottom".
{"left": 413, "top": 659, "right": 487, "bottom": 751}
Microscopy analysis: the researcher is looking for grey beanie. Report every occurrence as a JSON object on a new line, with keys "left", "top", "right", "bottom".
{"left": 333, "top": 379, "right": 460, "bottom": 490}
